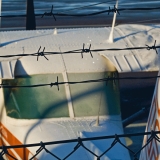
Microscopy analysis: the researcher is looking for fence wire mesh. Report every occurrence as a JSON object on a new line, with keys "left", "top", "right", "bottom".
{"left": 0, "top": 1, "right": 159, "bottom": 160}
{"left": 0, "top": 131, "right": 159, "bottom": 160}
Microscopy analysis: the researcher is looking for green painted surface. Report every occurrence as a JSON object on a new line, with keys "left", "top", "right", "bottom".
{"left": 3, "top": 72, "right": 121, "bottom": 119}
{"left": 3, "top": 74, "right": 69, "bottom": 119}
{"left": 68, "top": 72, "right": 121, "bottom": 117}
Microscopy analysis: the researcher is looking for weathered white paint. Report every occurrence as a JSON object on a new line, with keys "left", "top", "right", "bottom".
{"left": 2, "top": 23, "right": 160, "bottom": 159}
{"left": 0, "top": 24, "right": 159, "bottom": 77}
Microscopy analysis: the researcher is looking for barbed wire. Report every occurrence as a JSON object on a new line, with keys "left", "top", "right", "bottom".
{"left": 58, "top": 0, "right": 116, "bottom": 14}
{"left": 1, "top": 5, "right": 160, "bottom": 18}
{"left": 1, "top": 2, "right": 159, "bottom": 160}
{"left": 1, "top": 75, "right": 160, "bottom": 90}
{"left": 0, "top": 40, "right": 159, "bottom": 60}
{"left": 0, "top": 130, "right": 159, "bottom": 160}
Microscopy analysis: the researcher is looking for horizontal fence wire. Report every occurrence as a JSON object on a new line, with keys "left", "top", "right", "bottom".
{"left": 57, "top": 0, "right": 116, "bottom": 14}
{"left": 1, "top": 75, "right": 160, "bottom": 89}
{"left": 1, "top": 6, "right": 160, "bottom": 18}
{"left": 0, "top": 2, "right": 160, "bottom": 160}
{"left": 0, "top": 40, "right": 159, "bottom": 59}
{"left": 0, "top": 131, "right": 159, "bottom": 160}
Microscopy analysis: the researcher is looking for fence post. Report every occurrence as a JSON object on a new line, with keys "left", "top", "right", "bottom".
{"left": 108, "top": 0, "right": 118, "bottom": 43}
{"left": 26, "top": 0, "right": 36, "bottom": 30}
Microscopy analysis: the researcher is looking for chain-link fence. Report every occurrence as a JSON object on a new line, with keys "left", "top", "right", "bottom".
{"left": 0, "top": 130, "right": 159, "bottom": 160}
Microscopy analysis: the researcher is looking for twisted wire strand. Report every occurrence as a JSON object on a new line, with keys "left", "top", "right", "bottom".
{"left": 1, "top": 75, "right": 160, "bottom": 89}
{"left": 1, "top": 6, "right": 160, "bottom": 18}
{"left": 58, "top": 0, "right": 116, "bottom": 13}
{"left": 0, "top": 43, "right": 159, "bottom": 58}
{"left": 0, "top": 131, "right": 159, "bottom": 160}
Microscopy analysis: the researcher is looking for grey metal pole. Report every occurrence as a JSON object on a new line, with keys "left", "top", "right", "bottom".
{"left": 122, "top": 107, "right": 149, "bottom": 127}
{"left": 26, "top": 0, "right": 36, "bottom": 30}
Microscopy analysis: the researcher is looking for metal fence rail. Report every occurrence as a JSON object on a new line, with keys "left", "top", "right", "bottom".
{"left": 0, "top": 131, "right": 159, "bottom": 160}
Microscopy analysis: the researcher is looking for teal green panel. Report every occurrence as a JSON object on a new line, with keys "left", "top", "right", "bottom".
{"left": 68, "top": 72, "right": 121, "bottom": 117}
{"left": 3, "top": 74, "right": 69, "bottom": 119}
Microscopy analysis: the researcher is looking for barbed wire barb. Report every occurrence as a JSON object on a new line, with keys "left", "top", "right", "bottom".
{"left": 108, "top": 5, "right": 120, "bottom": 15}
{"left": 56, "top": 76, "right": 60, "bottom": 91}
{"left": 2, "top": 75, "right": 160, "bottom": 89}
{"left": 146, "top": 40, "right": 158, "bottom": 54}
{"left": 2, "top": 6, "right": 160, "bottom": 18}
{"left": 81, "top": 44, "right": 84, "bottom": 58}
{"left": 50, "top": 76, "right": 59, "bottom": 91}
{"left": 1, "top": 42, "right": 160, "bottom": 59}
{"left": 37, "top": 46, "right": 48, "bottom": 61}
{"left": 41, "top": 5, "right": 56, "bottom": 21}
{"left": 81, "top": 44, "right": 93, "bottom": 58}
